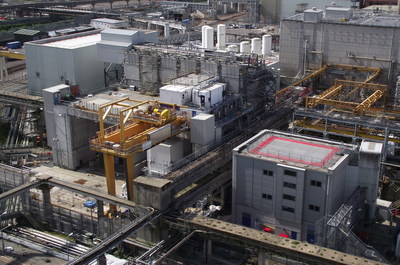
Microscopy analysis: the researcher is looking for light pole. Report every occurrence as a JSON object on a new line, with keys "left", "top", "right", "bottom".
{"left": 66, "top": 232, "right": 73, "bottom": 261}
{"left": 0, "top": 211, "right": 7, "bottom": 252}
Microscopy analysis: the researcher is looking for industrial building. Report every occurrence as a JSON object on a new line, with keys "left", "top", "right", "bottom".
{"left": 259, "top": 0, "right": 356, "bottom": 22}
{"left": 232, "top": 130, "right": 389, "bottom": 261}
{"left": 233, "top": 130, "right": 353, "bottom": 238}
{"left": 25, "top": 30, "right": 105, "bottom": 96}
{"left": 280, "top": 7, "right": 400, "bottom": 87}
{"left": 0, "top": 1, "right": 399, "bottom": 264}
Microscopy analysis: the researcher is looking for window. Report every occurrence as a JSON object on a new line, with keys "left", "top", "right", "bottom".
{"left": 283, "top": 194, "right": 295, "bottom": 201}
{"left": 309, "top": 204, "right": 320, "bottom": 212}
{"left": 263, "top": 170, "right": 273, "bottom": 176}
{"left": 311, "top": 180, "right": 322, "bottom": 187}
{"left": 262, "top": 193, "right": 272, "bottom": 200}
{"left": 282, "top": 206, "right": 295, "bottom": 213}
{"left": 284, "top": 169, "right": 297, "bottom": 177}
{"left": 283, "top": 182, "right": 296, "bottom": 189}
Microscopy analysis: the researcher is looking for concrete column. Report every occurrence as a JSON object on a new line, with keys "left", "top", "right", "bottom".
{"left": 237, "top": 3, "right": 241, "bottom": 12}
{"left": 97, "top": 200, "right": 104, "bottom": 218}
{"left": 164, "top": 23, "right": 170, "bottom": 37}
{"left": 203, "top": 239, "right": 212, "bottom": 264}
{"left": 231, "top": 2, "right": 234, "bottom": 9}
{"left": 96, "top": 200, "right": 104, "bottom": 236}
{"left": 0, "top": 57, "right": 8, "bottom": 81}
{"left": 40, "top": 184, "right": 55, "bottom": 228}
{"left": 97, "top": 254, "right": 107, "bottom": 265}
{"left": 258, "top": 252, "right": 266, "bottom": 265}
{"left": 147, "top": 22, "right": 151, "bottom": 30}
{"left": 220, "top": 185, "right": 225, "bottom": 209}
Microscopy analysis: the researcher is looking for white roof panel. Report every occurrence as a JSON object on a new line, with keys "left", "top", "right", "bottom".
{"left": 42, "top": 34, "right": 101, "bottom": 49}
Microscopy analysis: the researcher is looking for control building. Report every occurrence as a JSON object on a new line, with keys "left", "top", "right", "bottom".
{"left": 232, "top": 130, "right": 381, "bottom": 242}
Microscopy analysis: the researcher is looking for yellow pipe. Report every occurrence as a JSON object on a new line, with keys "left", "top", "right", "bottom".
{"left": 0, "top": 51, "right": 25, "bottom": 60}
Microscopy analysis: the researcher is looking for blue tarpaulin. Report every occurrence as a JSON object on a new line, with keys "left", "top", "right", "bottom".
{"left": 83, "top": 200, "right": 96, "bottom": 209}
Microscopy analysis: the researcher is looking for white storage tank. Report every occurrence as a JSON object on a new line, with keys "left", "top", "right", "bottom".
{"left": 262, "top": 34, "right": 272, "bottom": 57}
{"left": 204, "top": 26, "right": 214, "bottom": 49}
{"left": 201, "top": 25, "right": 208, "bottom": 48}
{"left": 240, "top": 41, "right": 251, "bottom": 53}
{"left": 251, "top": 37, "right": 261, "bottom": 54}
{"left": 217, "top": 24, "right": 226, "bottom": 50}
{"left": 226, "top": 45, "right": 239, "bottom": 52}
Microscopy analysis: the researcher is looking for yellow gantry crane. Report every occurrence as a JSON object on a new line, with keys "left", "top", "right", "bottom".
{"left": 89, "top": 98, "right": 188, "bottom": 210}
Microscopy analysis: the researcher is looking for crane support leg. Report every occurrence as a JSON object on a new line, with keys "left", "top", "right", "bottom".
{"left": 104, "top": 153, "right": 116, "bottom": 211}
{"left": 125, "top": 154, "right": 135, "bottom": 201}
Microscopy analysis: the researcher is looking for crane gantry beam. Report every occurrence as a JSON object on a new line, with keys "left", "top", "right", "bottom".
{"left": 90, "top": 98, "right": 188, "bottom": 209}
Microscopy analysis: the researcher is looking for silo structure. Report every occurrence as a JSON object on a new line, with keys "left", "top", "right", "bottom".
{"left": 217, "top": 24, "right": 226, "bottom": 50}
{"left": 240, "top": 41, "right": 251, "bottom": 53}
{"left": 251, "top": 38, "right": 262, "bottom": 54}
{"left": 201, "top": 25, "right": 208, "bottom": 48}
{"left": 204, "top": 26, "right": 214, "bottom": 49}
{"left": 262, "top": 35, "right": 272, "bottom": 57}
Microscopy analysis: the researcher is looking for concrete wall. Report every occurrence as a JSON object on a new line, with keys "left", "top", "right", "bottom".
{"left": 51, "top": 106, "right": 98, "bottom": 169}
{"left": 233, "top": 150, "right": 350, "bottom": 241}
{"left": 26, "top": 42, "right": 105, "bottom": 96}
{"left": 280, "top": 20, "right": 399, "bottom": 87}
{"left": 260, "top": 0, "right": 353, "bottom": 22}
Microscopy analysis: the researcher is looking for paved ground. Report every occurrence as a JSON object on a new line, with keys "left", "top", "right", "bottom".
{"left": 0, "top": 240, "right": 65, "bottom": 265}
{"left": 32, "top": 165, "right": 127, "bottom": 214}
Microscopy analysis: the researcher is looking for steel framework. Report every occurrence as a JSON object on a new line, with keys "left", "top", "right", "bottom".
{"left": 89, "top": 98, "right": 188, "bottom": 208}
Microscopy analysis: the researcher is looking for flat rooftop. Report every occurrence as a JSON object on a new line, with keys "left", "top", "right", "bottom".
{"left": 42, "top": 34, "right": 101, "bottom": 49}
{"left": 235, "top": 130, "right": 355, "bottom": 169}
{"left": 250, "top": 136, "right": 339, "bottom": 167}
{"left": 284, "top": 10, "right": 400, "bottom": 28}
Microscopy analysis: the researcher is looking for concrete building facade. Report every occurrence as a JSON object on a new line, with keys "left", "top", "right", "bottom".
{"left": 279, "top": 8, "right": 400, "bottom": 88}
{"left": 25, "top": 31, "right": 105, "bottom": 96}
{"left": 232, "top": 130, "right": 358, "bottom": 242}
{"left": 260, "top": 0, "right": 354, "bottom": 22}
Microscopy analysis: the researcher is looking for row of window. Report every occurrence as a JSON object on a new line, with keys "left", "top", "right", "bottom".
{"left": 282, "top": 204, "right": 320, "bottom": 213}
{"left": 262, "top": 194, "right": 320, "bottom": 213}
{"left": 263, "top": 169, "right": 297, "bottom": 177}
{"left": 263, "top": 170, "right": 322, "bottom": 188}
{"left": 262, "top": 193, "right": 295, "bottom": 201}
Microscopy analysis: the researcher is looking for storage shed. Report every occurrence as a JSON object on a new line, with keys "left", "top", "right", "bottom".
{"left": 14, "top": 29, "right": 48, "bottom": 44}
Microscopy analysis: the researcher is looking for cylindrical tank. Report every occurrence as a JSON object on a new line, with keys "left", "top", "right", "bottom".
{"left": 226, "top": 45, "right": 239, "bottom": 52}
{"left": 164, "top": 23, "right": 170, "bottom": 38}
{"left": 262, "top": 35, "right": 272, "bottom": 57}
{"left": 251, "top": 38, "right": 261, "bottom": 54}
{"left": 240, "top": 41, "right": 251, "bottom": 53}
{"left": 217, "top": 24, "right": 226, "bottom": 50}
{"left": 201, "top": 25, "right": 208, "bottom": 48}
{"left": 204, "top": 26, "right": 214, "bottom": 49}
